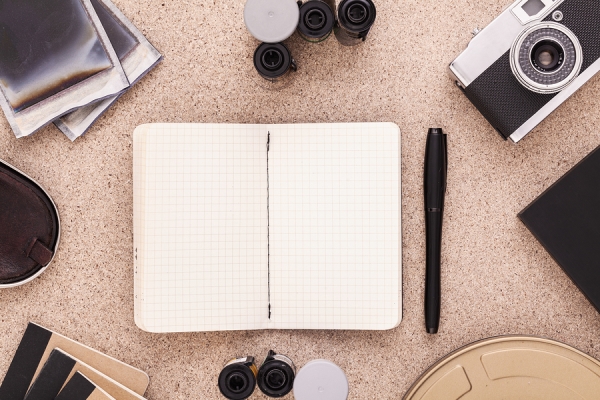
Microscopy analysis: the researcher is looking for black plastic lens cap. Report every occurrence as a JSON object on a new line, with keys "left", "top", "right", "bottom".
{"left": 338, "top": 0, "right": 376, "bottom": 32}
{"left": 298, "top": 0, "right": 335, "bottom": 39}
{"left": 254, "top": 42, "right": 293, "bottom": 79}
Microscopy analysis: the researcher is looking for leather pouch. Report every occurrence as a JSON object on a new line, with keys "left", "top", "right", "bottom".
{"left": 0, "top": 160, "right": 60, "bottom": 287}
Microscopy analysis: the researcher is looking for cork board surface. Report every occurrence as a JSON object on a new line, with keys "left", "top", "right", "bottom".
{"left": 1, "top": 0, "right": 599, "bottom": 399}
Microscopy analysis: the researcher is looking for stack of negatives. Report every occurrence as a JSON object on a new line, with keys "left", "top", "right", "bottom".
{"left": 0, "top": 323, "right": 150, "bottom": 400}
{"left": 0, "top": 0, "right": 162, "bottom": 141}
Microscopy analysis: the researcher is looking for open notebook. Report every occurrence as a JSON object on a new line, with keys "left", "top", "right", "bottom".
{"left": 133, "top": 123, "right": 401, "bottom": 332}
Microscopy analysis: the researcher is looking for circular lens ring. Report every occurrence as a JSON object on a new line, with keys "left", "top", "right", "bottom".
{"left": 510, "top": 22, "right": 582, "bottom": 94}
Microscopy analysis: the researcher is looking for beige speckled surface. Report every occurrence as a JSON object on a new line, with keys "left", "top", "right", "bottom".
{"left": 1, "top": 0, "right": 600, "bottom": 399}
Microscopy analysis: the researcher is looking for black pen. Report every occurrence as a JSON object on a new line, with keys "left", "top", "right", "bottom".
{"left": 424, "top": 128, "right": 447, "bottom": 334}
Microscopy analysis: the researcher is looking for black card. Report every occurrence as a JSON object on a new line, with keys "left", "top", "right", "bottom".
{"left": 24, "top": 350, "right": 76, "bottom": 400}
{"left": 519, "top": 145, "right": 600, "bottom": 313}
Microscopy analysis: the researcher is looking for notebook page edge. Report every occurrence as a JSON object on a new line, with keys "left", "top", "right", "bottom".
{"left": 133, "top": 124, "right": 149, "bottom": 332}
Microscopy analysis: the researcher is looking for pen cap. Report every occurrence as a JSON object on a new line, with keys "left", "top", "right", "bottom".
{"left": 244, "top": 0, "right": 300, "bottom": 43}
{"left": 424, "top": 128, "right": 447, "bottom": 210}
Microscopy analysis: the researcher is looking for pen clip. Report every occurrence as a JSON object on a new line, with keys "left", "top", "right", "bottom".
{"left": 443, "top": 133, "right": 448, "bottom": 194}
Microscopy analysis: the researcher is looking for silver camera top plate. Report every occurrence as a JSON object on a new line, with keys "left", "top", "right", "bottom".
{"left": 511, "top": 0, "right": 562, "bottom": 24}
{"left": 450, "top": 0, "right": 566, "bottom": 88}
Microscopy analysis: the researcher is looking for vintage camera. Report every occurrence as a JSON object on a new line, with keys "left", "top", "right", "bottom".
{"left": 450, "top": 0, "right": 600, "bottom": 143}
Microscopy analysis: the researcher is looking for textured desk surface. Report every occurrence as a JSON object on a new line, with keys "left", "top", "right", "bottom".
{"left": 1, "top": 0, "right": 599, "bottom": 398}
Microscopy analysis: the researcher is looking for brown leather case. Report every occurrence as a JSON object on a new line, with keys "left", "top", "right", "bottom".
{"left": 0, "top": 160, "right": 60, "bottom": 287}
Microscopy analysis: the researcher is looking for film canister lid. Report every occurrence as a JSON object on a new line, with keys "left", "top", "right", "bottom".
{"left": 218, "top": 357, "right": 258, "bottom": 400}
{"left": 244, "top": 0, "right": 300, "bottom": 43}
{"left": 254, "top": 42, "right": 295, "bottom": 79}
{"left": 293, "top": 359, "right": 349, "bottom": 400}
{"left": 337, "top": 0, "right": 376, "bottom": 33}
{"left": 298, "top": 1, "right": 335, "bottom": 40}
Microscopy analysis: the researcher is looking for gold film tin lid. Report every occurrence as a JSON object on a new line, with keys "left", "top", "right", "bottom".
{"left": 404, "top": 335, "right": 600, "bottom": 400}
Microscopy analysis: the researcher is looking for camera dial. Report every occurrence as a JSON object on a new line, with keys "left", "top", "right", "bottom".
{"left": 510, "top": 22, "right": 582, "bottom": 94}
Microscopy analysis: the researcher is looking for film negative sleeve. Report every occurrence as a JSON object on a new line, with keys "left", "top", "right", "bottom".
{"left": 0, "top": 0, "right": 129, "bottom": 138}
{"left": 0, "top": 323, "right": 149, "bottom": 399}
{"left": 56, "top": 372, "right": 116, "bottom": 400}
{"left": 54, "top": 0, "right": 163, "bottom": 141}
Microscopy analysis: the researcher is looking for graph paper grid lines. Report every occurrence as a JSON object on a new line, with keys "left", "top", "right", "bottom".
{"left": 134, "top": 123, "right": 269, "bottom": 332}
{"left": 268, "top": 123, "right": 401, "bottom": 330}
{"left": 133, "top": 123, "right": 401, "bottom": 332}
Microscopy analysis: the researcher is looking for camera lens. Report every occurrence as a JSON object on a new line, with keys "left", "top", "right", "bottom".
{"left": 531, "top": 40, "right": 564, "bottom": 72}
{"left": 510, "top": 22, "right": 582, "bottom": 94}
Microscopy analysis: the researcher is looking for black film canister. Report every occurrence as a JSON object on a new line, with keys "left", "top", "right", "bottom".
{"left": 253, "top": 42, "right": 297, "bottom": 81}
{"left": 257, "top": 350, "right": 296, "bottom": 397}
{"left": 335, "top": 0, "right": 376, "bottom": 46}
{"left": 218, "top": 357, "right": 258, "bottom": 400}
{"left": 298, "top": 0, "right": 336, "bottom": 43}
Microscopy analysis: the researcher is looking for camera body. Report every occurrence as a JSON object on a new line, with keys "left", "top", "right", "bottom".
{"left": 450, "top": 0, "right": 600, "bottom": 143}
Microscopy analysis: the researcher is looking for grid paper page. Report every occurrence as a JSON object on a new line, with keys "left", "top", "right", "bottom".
{"left": 133, "top": 124, "right": 269, "bottom": 332}
{"left": 268, "top": 123, "right": 401, "bottom": 330}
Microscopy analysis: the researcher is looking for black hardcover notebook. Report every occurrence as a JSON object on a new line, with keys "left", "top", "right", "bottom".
{"left": 519, "top": 145, "right": 600, "bottom": 313}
